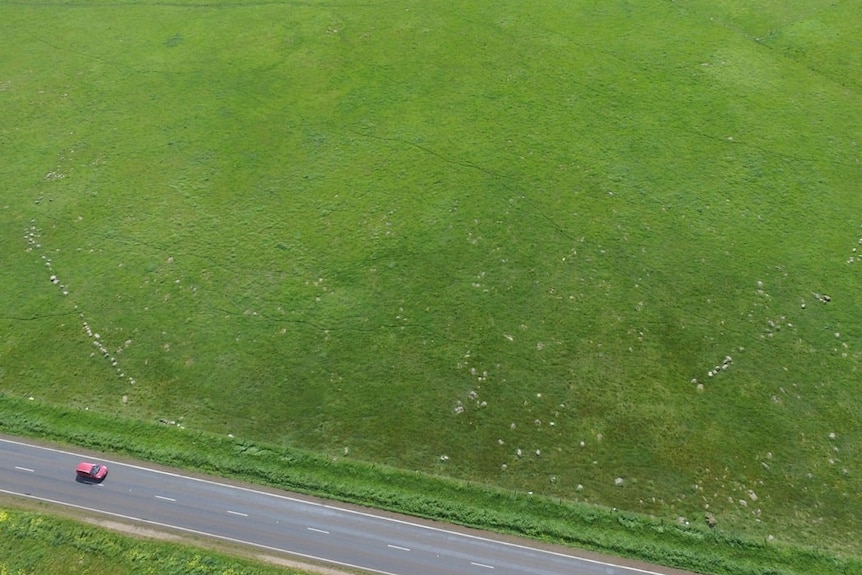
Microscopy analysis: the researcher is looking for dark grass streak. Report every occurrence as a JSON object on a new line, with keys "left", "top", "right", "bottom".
{"left": 348, "top": 128, "right": 577, "bottom": 242}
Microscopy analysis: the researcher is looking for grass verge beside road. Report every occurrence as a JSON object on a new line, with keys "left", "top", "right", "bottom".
{"left": 1, "top": 396, "right": 858, "bottom": 575}
{"left": 0, "top": 502, "right": 315, "bottom": 575}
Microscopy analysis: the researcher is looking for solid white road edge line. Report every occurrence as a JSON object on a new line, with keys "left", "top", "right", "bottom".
{"left": 0, "top": 436, "right": 666, "bottom": 575}
{"left": 323, "top": 504, "right": 669, "bottom": 575}
{"left": 0, "top": 487, "right": 399, "bottom": 575}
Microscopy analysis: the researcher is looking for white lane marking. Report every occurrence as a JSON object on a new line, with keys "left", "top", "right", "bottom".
{"left": 387, "top": 544, "right": 410, "bottom": 551}
{"left": 471, "top": 561, "right": 495, "bottom": 569}
{"left": 227, "top": 510, "right": 248, "bottom": 517}
{"left": 0, "top": 436, "right": 666, "bottom": 575}
{"left": 0, "top": 488, "right": 399, "bottom": 575}
{"left": 307, "top": 527, "right": 329, "bottom": 534}
{"left": 323, "top": 504, "right": 668, "bottom": 575}
{"left": 154, "top": 495, "right": 176, "bottom": 502}
{"left": 0, "top": 437, "right": 322, "bottom": 507}
{"left": 14, "top": 466, "right": 34, "bottom": 472}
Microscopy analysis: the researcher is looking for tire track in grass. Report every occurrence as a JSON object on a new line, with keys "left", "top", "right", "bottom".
{"left": 346, "top": 128, "right": 577, "bottom": 242}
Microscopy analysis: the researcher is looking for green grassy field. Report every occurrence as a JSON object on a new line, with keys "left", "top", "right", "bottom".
{"left": 2, "top": 0, "right": 861, "bottom": 570}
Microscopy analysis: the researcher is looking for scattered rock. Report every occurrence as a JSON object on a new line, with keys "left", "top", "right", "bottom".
{"left": 705, "top": 513, "right": 717, "bottom": 528}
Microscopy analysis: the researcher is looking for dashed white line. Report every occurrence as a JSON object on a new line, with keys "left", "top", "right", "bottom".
{"left": 307, "top": 527, "right": 329, "bottom": 534}
{"left": 154, "top": 495, "right": 176, "bottom": 502}
{"left": 0, "top": 488, "right": 401, "bottom": 575}
{"left": 226, "top": 510, "right": 248, "bottom": 517}
{"left": 0, "top": 437, "right": 671, "bottom": 575}
{"left": 471, "top": 561, "right": 495, "bottom": 569}
{"left": 387, "top": 544, "right": 410, "bottom": 551}
{"left": 14, "top": 466, "right": 34, "bottom": 473}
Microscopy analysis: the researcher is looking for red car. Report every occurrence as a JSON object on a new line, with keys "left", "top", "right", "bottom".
{"left": 76, "top": 461, "right": 108, "bottom": 482}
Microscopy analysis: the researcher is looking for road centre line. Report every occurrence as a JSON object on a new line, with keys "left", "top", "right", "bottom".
{"left": 154, "top": 495, "right": 176, "bottom": 502}
{"left": 14, "top": 466, "right": 34, "bottom": 472}
{"left": 322, "top": 504, "right": 669, "bottom": 575}
{"left": 0, "top": 437, "right": 321, "bottom": 507}
{"left": 0, "top": 436, "right": 669, "bottom": 575}
{"left": 387, "top": 544, "right": 410, "bottom": 551}
{"left": 307, "top": 527, "right": 330, "bottom": 534}
{"left": 471, "top": 561, "right": 495, "bottom": 569}
{"left": 0, "top": 488, "right": 399, "bottom": 575}
{"left": 227, "top": 510, "right": 248, "bottom": 517}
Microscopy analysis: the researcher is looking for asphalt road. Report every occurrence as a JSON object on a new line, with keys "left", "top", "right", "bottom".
{"left": 0, "top": 436, "right": 679, "bottom": 575}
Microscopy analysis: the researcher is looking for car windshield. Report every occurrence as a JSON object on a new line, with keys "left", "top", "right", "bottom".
{"left": 90, "top": 465, "right": 101, "bottom": 474}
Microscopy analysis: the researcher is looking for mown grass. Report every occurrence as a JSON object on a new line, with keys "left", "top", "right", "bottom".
{"left": 0, "top": 503, "right": 315, "bottom": 575}
{"left": 1, "top": 0, "right": 861, "bottom": 572}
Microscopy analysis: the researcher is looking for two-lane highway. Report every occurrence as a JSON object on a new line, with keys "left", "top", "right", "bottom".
{"left": 0, "top": 437, "right": 683, "bottom": 575}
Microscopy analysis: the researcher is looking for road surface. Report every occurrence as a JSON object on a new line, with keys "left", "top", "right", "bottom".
{"left": 0, "top": 436, "right": 688, "bottom": 575}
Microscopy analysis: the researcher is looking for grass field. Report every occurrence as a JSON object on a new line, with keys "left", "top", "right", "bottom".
{"left": 1, "top": 0, "right": 861, "bottom": 570}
